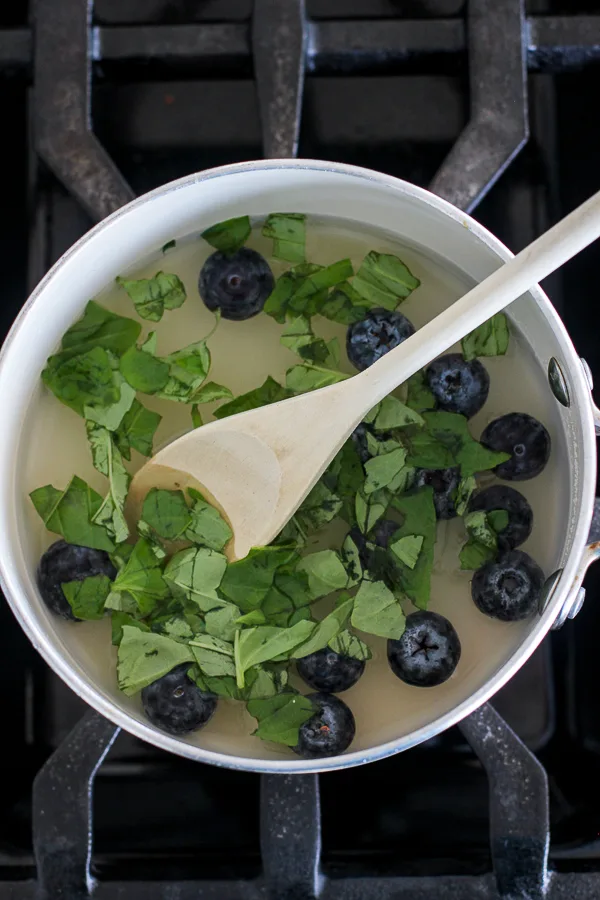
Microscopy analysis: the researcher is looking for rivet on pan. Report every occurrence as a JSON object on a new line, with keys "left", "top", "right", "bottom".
{"left": 548, "top": 358, "right": 570, "bottom": 407}
{"left": 538, "top": 568, "right": 562, "bottom": 616}
{"left": 581, "top": 357, "right": 594, "bottom": 390}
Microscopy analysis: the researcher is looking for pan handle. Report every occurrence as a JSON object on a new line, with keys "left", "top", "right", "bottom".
{"left": 549, "top": 540, "right": 600, "bottom": 630}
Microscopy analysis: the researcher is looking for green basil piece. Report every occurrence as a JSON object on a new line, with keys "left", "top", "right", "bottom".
{"left": 247, "top": 693, "right": 315, "bottom": 746}
{"left": 262, "top": 213, "right": 306, "bottom": 263}
{"left": 116, "top": 271, "right": 186, "bottom": 322}
{"left": 30, "top": 476, "right": 115, "bottom": 552}
{"left": 202, "top": 216, "right": 251, "bottom": 253}
{"left": 117, "top": 627, "right": 194, "bottom": 695}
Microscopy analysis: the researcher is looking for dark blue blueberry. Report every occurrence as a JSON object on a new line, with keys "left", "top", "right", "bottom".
{"left": 469, "top": 485, "right": 533, "bottom": 550}
{"left": 346, "top": 307, "right": 415, "bottom": 371}
{"left": 37, "top": 540, "right": 117, "bottom": 621}
{"left": 480, "top": 413, "right": 551, "bottom": 481}
{"left": 415, "top": 466, "right": 460, "bottom": 519}
{"left": 471, "top": 549, "right": 543, "bottom": 621}
{"left": 426, "top": 353, "right": 489, "bottom": 419}
{"left": 294, "top": 692, "right": 356, "bottom": 758}
{"left": 142, "top": 664, "right": 217, "bottom": 736}
{"left": 387, "top": 611, "right": 461, "bottom": 687}
{"left": 297, "top": 648, "right": 365, "bottom": 693}
{"left": 199, "top": 248, "right": 274, "bottom": 321}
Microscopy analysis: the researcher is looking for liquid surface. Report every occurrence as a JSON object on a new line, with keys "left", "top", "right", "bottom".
{"left": 21, "top": 217, "right": 565, "bottom": 760}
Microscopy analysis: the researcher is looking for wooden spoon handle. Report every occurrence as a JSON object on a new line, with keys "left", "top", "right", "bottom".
{"left": 354, "top": 187, "right": 600, "bottom": 409}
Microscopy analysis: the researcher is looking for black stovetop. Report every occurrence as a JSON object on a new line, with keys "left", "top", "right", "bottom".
{"left": 3, "top": 1, "right": 600, "bottom": 897}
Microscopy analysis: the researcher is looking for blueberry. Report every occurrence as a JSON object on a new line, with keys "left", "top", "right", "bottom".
{"left": 480, "top": 413, "right": 550, "bottom": 481}
{"left": 387, "top": 611, "right": 461, "bottom": 687}
{"left": 469, "top": 485, "right": 533, "bottom": 550}
{"left": 37, "top": 540, "right": 117, "bottom": 620}
{"left": 199, "top": 248, "right": 274, "bottom": 321}
{"left": 471, "top": 550, "right": 543, "bottom": 621}
{"left": 346, "top": 308, "right": 415, "bottom": 371}
{"left": 297, "top": 648, "right": 365, "bottom": 693}
{"left": 142, "top": 664, "right": 217, "bottom": 736}
{"left": 415, "top": 466, "right": 460, "bottom": 519}
{"left": 426, "top": 354, "right": 490, "bottom": 418}
{"left": 294, "top": 693, "right": 356, "bottom": 758}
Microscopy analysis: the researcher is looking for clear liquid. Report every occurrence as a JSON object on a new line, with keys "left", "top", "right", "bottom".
{"left": 21, "top": 217, "right": 565, "bottom": 760}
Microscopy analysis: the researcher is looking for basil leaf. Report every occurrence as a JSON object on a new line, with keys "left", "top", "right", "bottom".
{"left": 190, "top": 634, "right": 236, "bottom": 677}
{"left": 341, "top": 534, "right": 363, "bottom": 586}
{"left": 109, "top": 539, "right": 169, "bottom": 615}
{"left": 355, "top": 489, "right": 388, "bottom": 535}
{"left": 189, "top": 381, "right": 233, "bottom": 404}
{"left": 156, "top": 340, "right": 211, "bottom": 403}
{"left": 353, "top": 252, "right": 420, "bottom": 309}
{"left": 405, "top": 370, "right": 435, "bottom": 413}
{"left": 462, "top": 313, "right": 509, "bottom": 361}
{"left": 245, "top": 664, "right": 289, "bottom": 700}
{"left": 289, "top": 259, "right": 354, "bottom": 312}
{"left": 292, "top": 596, "right": 354, "bottom": 658}
{"left": 236, "top": 610, "right": 267, "bottom": 626}
{"left": 191, "top": 404, "right": 202, "bottom": 428}
{"left": 328, "top": 629, "right": 372, "bottom": 661}
{"left": 262, "top": 586, "right": 294, "bottom": 627}
{"left": 214, "top": 376, "right": 292, "bottom": 419}
{"left": 248, "top": 693, "right": 315, "bottom": 746}
{"left": 318, "top": 282, "right": 370, "bottom": 325}
{"left": 162, "top": 239, "right": 176, "bottom": 253}
{"left": 164, "top": 546, "right": 228, "bottom": 609}
{"left": 204, "top": 602, "right": 241, "bottom": 642}
{"left": 117, "top": 627, "right": 194, "bottom": 695}
{"left": 391, "top": 487, "right": 436, "bottom": 608}
{"left": 372, "top": 395, "right": 424, "bottom": 431}
{"left": 262, "top": 213, "right": 306, "bottom": 263}
{"left": 110, "top": 542, "right": 135, "bottom": 572}
{"left": 458, "top": 510, "right": 507, "bottom": 569}
{"left": 61, "top": 574, "right": 112, "bottom": 620}
{"left": 329, "top": 439, "right": 364, "bottom": 511}
{"left": 42, "top": 346, "right": 121, "bottom": 416}
{"left": 459, "top": 539, "right": 495, "bottom": 570}
{"left": 116, "top": 271, "right": 186, "bottom": 322}
{"left": 235, "top": 620, "right": 315, "bottom": 687}
{"left": 220, "top": 545, "right": 298, "bottom": 612}
{"left": 264, "top": 265, "right": 321, "bottom": 323}
{"left": 422, "top": 411, "right": 510, "bottom": 477}
{"left": 296, "top": 480, "right": 342, "bottom": 531}
{"left": 364, "top": 447, "right": 408, "bottom": 494}
{"left": 403, "top": 430, "right": 456, "bottom": 470}
{"left": 193, "top": 673, "right": 243, "bottom": 700}
{"left": 30, "top": 476, "right": 115, "bottom": 552}
{"left": 162, "top": 617, "right": 194, "bottom": 641}
{"left": 185, "top": 488, "right": 233, "bottom": 550}
{"left": 281, "top": 315, "right": 339, "bottom": 368}
{"left": 202, "top": 216, "right": 251, "bottom": 253}
{"left": 86, "top": 424, "right": 131, "bottom": 544}
{"left": 286, "top": 363, "right": 348, "bottom": 393}
{"left": 297, "top": 550, "right": 349, "bottom": 600}
{"left": 114, "top": 399, "right": 161, "bottom": 460}
{"left": 351, "top": 579, "right": 406, "bottom": 639}
{"left": 120, "top": 345, "right": 170, "bottom": 393}
{"left": 489, "top": 509, "right": 510, "bottom": 533}
{"left": 390, "top": 534, "right": 423, "bottom": 569}
{"left": 84, "top": 375, "right": 136, "bottom": 432}
{"left": 455, "top": 475, "right": 477, "bottom": 516}
{"left": 111, "top": 611, "right": 150, "bottom": 645}
{"left": 142, "top": 488, "right": 191, "bottom": 541}
{"left": 60, "top": 301, "right": 141, "bottom": 360}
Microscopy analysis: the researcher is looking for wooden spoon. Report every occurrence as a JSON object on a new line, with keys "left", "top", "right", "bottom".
{"left": 131, "top": 189, "right": 600, "bottom": 560}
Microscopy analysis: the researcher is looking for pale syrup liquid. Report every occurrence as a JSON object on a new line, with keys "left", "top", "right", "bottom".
{"left": 21, "top": 218, "right": 565, "bottom": 760}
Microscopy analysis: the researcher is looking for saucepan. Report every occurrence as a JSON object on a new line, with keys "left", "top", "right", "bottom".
{"left": 0, "top": 159, "right": 597, "bottom": 773}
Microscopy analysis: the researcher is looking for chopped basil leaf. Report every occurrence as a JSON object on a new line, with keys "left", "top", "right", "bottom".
{"left": 162, "top": 617, "right": 194, "bottom": 641}
{"left": 116, "top": 271, "right": 186, "bottom": 322}
{"left": 204, "top": 603, "right": 241, "bottom": 641}
{"left": 328, "top": 629, "right": 372, "bottom": 661}
{"left": 202, "top": 216, "right": 251, "bottom": 254}
{"left": 219, "top": 545, "right": 298, "bottom": 612}
{"left": 236, "top": 610, "right": 267, "bottom": 626}
{"left": 189, "top": 381, "right": 233, "bottom": 404}
{"left": 264, "top": 265, "right": 320, "bottom": 323}
{"left": 248, "top": 693, "right": 315, "bottom": 746}
{"left": 136, "top": 519, "right": 168, "bottom": 559}
{"left": 235, "top": 620, "right": 315, "bottom": 687}
{"left": 459, "top": 539, "right": 495, "bottom": 570}
{"left": 61, "top": 574, "right": 112, "bottom": 620}
{"left": 117, "top": 627, "right": 194, "bottom": 695}
{"left": 390, "top": 534, "right": 423, "bottom": 569}
{"left": 164, "top": 546, "right": 228, "bottom": 609}
{"left": 405, "top": 370, "right": 436, "bottom": 412}
{"left": 245, "top": 663, "right": 289, "bottom": 700}
{"left": 161, "top": 239, "right": 176, "bottom": 253}
{"left": 296, "top": 480, "right": 342, "bottom": 532}
{"left": 30, "top": 476, "right": 115, "bottom": 552}
{"left": 281, "top": 315, "right": 339, "bottom": 368}
{"left": 341, "top": 534, "right": 363, "bottom": 586}
{"left": 464, "top": 511, "right": 498, "bottom": 549}
{"left": 191, "top": 404, "right": 202, "bottom": 428}
{"left": 462, "top": 313, "right": 509, "bottom": 361}
{"left": 391, "top": 487, "right": 436, "bottom": 609}
{"left": 372, "top": 395, "right": 424, "bottom": 431}
{"left": 214, "top": 376, "right": 292, "bottom": 419}
{"left": 459, "top": 510, "right": 508, "bottom": 570}
{"left": 355, "top": 489, "right": 388, "bottom": 535}
{"left": 292, "top": 595, "right": 354, "bottom": 658}
{"left": 455, "top": 475, "right": 477, "bottom": 516}
{"left": 262, "top": 213, "right": 306, "bottom": 263}
{"left": 110, "top": 542, "right": 135, "bottom": 572}
{"left": 403, "top": 430, "right": 456, "bottom": 470}
{"left": 353, "top": 252, "right": 420, "bottom": 310}
{"left": 327, "top": 439, "right": 364, "bottom": 510}
{"left": 59, "top": 301, "right": 141, "bottom": 361}
{"left": 119, "top": 345, "right": 170, "bottom": 394}
{"left": 489, "top": 509, "right": 509, "bottom": 533}
{"left": 142, "top": 488, "right": 191, "bottom": 541}
{"left": 288, "top": 259, "right": 354, "bottom": 313}
{"left": 42, "top": 346, "right": 121, "bottom": 417}
{"left": 422, "top": 411, "right": 510, "bottom": 477}
{"left": 318, "top": 281, "right": 370, "bottom": 325}
{"left": 351, "top": 579, "right": 406, "bottom": 639}
{"left": 114, "top": 399, "right": 161, "bottom": 460}
{"left": 156, "top": 340, "right": 212, "bottom": 403}
{"left": 111, "top": 611, "right": 149, "bottom": 645}
{"left": 109, "top": 539, "right": 169, "bottom": 615}
{"left": 190, "top": 634, "right": 236, "bottom": 677}
{"left": 364, "top": 447, "right": 408, "bottom": 494}
{"left": 86, "top": 423, "right": 131, "bottom": 544}
{"left": 286, "top": 363, "right": 348, "bottom": 393}
{"left": 84, "top": 376, "right": 136, "bottom": 432}
{"left": 297, "top": 550, "right": 349, "bottom": 600}
{"left": 185, "top": 487, "right": 233, "bottom": 550}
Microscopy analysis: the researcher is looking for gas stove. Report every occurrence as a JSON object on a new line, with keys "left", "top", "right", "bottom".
{"left": 2, "top": 1, "right": 600, "bottom": 897}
